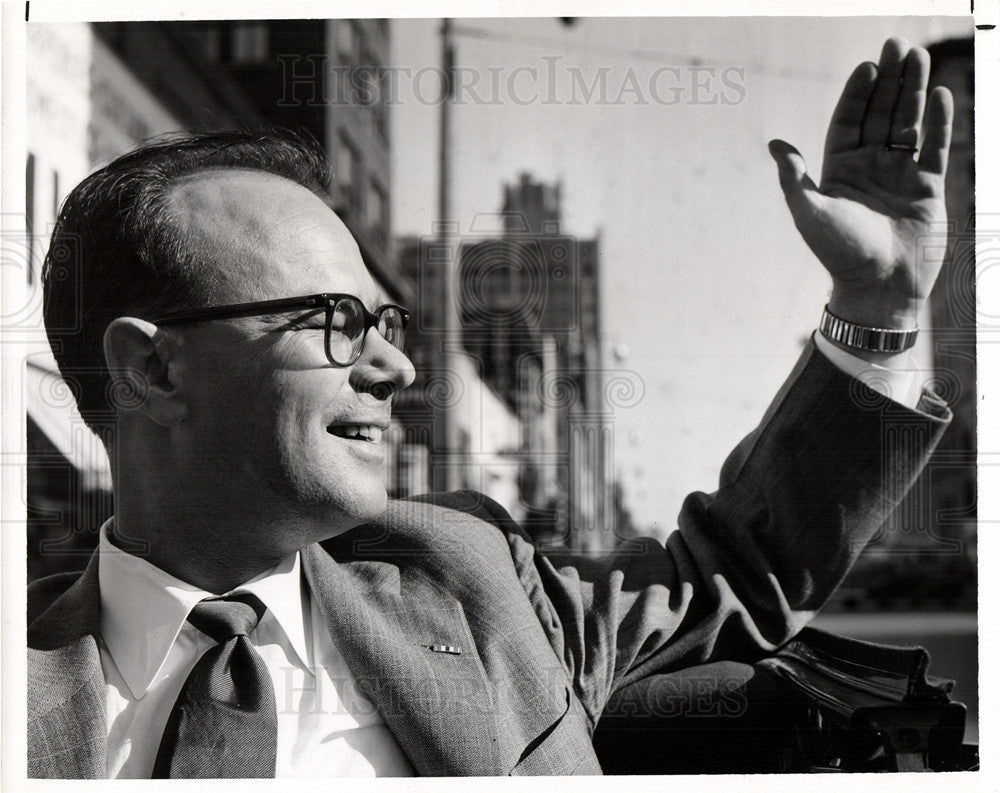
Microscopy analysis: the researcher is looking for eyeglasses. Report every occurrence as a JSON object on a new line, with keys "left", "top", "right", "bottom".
{"left": 152, "top": 293, "right": 410, "bottom": 367}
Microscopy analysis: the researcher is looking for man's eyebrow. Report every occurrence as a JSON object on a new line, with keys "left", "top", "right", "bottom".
{"left": 259, "top": 306, "right": 325, "bottom": 329}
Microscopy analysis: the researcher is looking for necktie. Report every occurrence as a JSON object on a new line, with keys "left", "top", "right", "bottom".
{"left": 152, "top": 593, "right": 278, "bottom": 778}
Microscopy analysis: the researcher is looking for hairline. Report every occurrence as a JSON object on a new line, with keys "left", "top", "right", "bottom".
{"left": 159, "top": 165, "right": 339, "bottom": 309}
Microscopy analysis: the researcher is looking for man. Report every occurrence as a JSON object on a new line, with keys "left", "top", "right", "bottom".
{"left": 28, "top": 38, "right": 954, "bottom": 777}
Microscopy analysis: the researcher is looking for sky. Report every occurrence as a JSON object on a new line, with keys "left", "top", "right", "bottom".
{"left": 389, "top": 16, "right": 975, "bottom": 533}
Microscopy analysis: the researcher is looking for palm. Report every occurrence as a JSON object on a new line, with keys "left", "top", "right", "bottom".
{"left": 770, "top": 38, "right": 954, "bottom": 325}
{"left": 815, "top": 146, "right": 945, "bottom": 293}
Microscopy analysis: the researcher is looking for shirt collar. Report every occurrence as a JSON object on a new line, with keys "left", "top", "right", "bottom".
{"left": 98, "top": 519, "right": 311, "bottom": 700}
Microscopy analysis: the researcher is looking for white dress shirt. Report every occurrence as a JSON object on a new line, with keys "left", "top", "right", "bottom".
{"left": 97, "top": 526, "right": 414, "bottom": 778}
{"left": 813, "top": 330, "right": 923, "bottom": 409}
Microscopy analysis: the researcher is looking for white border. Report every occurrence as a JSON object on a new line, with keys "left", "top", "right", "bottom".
{"left": 3, "top": 1, "right": 995, "bottom": 791}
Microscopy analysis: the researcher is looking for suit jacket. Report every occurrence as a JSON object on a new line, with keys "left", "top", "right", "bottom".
{"left": 26, "top": 343, "right": 951, "bottom": 777}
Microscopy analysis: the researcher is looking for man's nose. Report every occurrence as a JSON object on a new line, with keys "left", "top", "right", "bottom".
{"left": 348, "top": 330, "right": 416, "bottom": 400}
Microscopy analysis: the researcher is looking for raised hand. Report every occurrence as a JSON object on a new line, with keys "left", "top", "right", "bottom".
{"left": 768, "top": 38, "right": 954, "bottom": 330}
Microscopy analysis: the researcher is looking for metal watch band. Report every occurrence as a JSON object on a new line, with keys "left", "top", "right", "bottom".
{"left": 819, "top": 305, "right": 919, "bottom": 353}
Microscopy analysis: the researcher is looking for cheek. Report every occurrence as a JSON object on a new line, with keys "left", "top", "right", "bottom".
{"left": 268, "top": 372, "right": 345, "bottom": 453}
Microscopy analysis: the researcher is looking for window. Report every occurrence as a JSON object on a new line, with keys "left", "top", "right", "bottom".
{"left": 337, "top": 137, "right": 355, "bottom": 188}
{"left": 367, "top": 180, "right": 387, "bottom": 242}
{"left": 198, "top": 25, "right": 221, "bottom": 62}
{"left": 336, "top": 136, "right": 361, "bottom": 211}
{"left": 372, "top": 66, "right": 389, "bottom": 140}
{"left": 231, "top": 23, "right": 269, "bottom": 64}
{"left": 350, "top": 42, "right": 380, "bottom": 110}
{"left": 336, "top": 20, "right": 356, "bottom": 62}
{"left": 26, "top": 153, "right": 35, "bottom": 284}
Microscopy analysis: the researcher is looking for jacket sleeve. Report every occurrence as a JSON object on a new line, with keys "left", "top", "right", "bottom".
{"left": 468, "top": 341, "right": 951, "bottom": 727}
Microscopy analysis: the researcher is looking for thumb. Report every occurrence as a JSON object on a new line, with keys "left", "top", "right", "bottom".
{"left": 767, "top": 139, "right": 820, "bottom": 219}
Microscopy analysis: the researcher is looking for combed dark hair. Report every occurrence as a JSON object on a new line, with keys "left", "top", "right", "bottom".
{"left": 42, "top": 128, "right": 331, "bottom": 433}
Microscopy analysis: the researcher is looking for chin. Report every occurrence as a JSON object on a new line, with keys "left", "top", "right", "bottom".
{"left": 347, "top": 485, "right": 389, "bottom": 520}
{"left": 279, "top": 430, "right": 395, "bottom": 521}
{"left": 323, "top": 477, "right": 389, "bottom": 526}
{"left": 281, "top": 485, "right": 386, "bottom": 549}
{"left": 267, "top": 461, "right": 390, "bottom": 529}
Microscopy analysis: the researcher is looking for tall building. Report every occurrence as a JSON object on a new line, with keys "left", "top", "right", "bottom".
{"left": 396, "top": 237, "right": 525, "bottom": 515}
{"left": 402, "top": 173, "right": 612, "bottom": 552}
{"left": 925, "top": 36, "right": 976, "bottom": 552}
{"left": 496, "top": 175, "right": 608, "bottom": 552}
{"left": 876, "top": 37, "right": 976, "bottom": 566}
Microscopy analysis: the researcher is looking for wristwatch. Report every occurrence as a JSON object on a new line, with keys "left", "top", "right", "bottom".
{"left": 819, "top": 305, "right": 919, "bottom": 353}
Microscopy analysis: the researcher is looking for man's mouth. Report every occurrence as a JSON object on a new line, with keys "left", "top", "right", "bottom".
{"left": 327, "top": 424, "right": 385, "bottom": 443}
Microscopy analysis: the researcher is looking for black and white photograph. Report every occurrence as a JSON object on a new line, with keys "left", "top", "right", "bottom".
{"left": 2, "top": 0, "right": 989, "bottom": 782}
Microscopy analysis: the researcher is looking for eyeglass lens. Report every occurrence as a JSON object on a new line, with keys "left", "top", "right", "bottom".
{"left": 327, "top": 297, "right": 405, "bottom": 364}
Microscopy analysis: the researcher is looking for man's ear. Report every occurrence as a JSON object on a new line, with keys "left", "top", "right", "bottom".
{"left": 103, "top": 318, "right": 187, "bottom": 427}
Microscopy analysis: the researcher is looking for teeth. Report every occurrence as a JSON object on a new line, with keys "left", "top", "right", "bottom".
{"left": 329, "top": 424, "right": 383, "bottom": 443}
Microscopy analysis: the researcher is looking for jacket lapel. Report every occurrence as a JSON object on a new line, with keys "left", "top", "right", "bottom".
{"left": 301, "top": 543, "right": 508, "bottom": 776}
{"left": 27, "top": 553, "right": 108, "bottom": 778}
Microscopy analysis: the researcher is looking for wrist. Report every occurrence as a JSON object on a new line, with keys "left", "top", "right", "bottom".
{"left": 828, "top": 283, "right": 923, "bottom": 329}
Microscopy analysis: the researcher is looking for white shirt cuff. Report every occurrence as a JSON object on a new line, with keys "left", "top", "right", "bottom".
{"left": 813, "top": 330, "right": 923, "bottom": 410}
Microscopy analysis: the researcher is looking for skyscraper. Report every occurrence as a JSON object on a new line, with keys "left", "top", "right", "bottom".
{"left": 456, "top": 174, "right": 612, "bottom": 551}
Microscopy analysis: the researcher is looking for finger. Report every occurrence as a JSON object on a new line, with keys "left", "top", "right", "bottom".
{"left": 888, "top": 47, "right": 930, "bottom": 149}
{"left": 825, "top": 61, "right": 878, "bottom": 154}
{"left": 918, "top": 86, "right": 954, "bottom": 176}
{"left": 768, "top": 139, "right": 821, "bottom": 222}
{"left": 861, "top": 38, "right": 909, "bottom": 146}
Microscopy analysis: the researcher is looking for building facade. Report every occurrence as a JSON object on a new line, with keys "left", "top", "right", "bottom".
{"left": 401, "top": 173, "right": 613, "bottom": 552}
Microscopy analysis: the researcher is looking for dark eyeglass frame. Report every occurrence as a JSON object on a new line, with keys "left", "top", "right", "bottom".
{"left": 152, "top": 293, "right": 410, "bottom": 367}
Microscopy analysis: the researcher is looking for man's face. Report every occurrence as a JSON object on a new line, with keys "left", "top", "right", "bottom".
{"left": 163, "top": 169, "right": 415, "bottom": 548}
